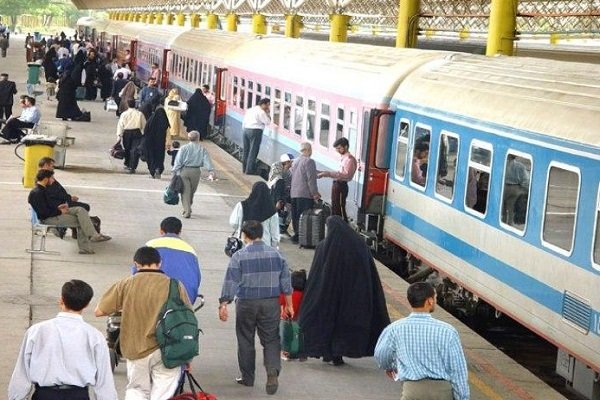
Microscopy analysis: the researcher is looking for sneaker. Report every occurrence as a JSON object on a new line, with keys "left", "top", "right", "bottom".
{"left": 78, "top": 249, "right": 95, "bottom": 254}
{"left": 91, "top": 234, "right": 111, "bottom": 242}
{"left": 266, "top": 369, "right": 278, "bottom": 395}
{"left": 154, "top": 173, "right": 161, "bottom": 180}
{"left": 235, "top": 377, "right": 253, "bottom": 387}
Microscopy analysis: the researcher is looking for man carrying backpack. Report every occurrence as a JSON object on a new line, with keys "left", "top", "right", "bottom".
{"left": 95, "top": 246, "right": 195, "bottom": 399}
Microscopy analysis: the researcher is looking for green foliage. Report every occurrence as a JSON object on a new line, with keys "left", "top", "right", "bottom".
{"left": 0, "top": 0, "right": 48, "bottom": 19}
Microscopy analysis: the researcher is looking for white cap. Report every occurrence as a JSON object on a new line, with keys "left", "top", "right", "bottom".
{"left": 280, "top": 153, "right": 293, "bottom": 163}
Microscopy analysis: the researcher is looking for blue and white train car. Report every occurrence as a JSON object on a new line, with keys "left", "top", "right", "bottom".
{"left": 384, "top": 53, "right": 600, "bottom": 397}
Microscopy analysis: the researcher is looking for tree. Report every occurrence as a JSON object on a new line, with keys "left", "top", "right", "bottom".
{"left": 0, "top": 0, "right": 48, "bottom": 29}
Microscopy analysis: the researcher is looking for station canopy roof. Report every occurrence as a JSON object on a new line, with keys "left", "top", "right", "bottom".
{"left": 71, "top": 0, "right": 148, "bottom": 8}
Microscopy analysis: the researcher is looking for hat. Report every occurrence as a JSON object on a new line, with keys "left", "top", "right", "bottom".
{"left": 280, "top": 153, "right": 293, "bottom": 163}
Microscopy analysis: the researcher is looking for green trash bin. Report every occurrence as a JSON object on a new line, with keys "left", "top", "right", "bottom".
{"left": 34, "top": 32, "right": 41, "bottom": 41}
{"left": 27, "top": 63, "right": 41, "bottom": 85}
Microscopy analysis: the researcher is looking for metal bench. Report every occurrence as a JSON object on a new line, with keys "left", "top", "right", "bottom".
{"left": 26, "top": 208, "right": 64, "bottom": 255}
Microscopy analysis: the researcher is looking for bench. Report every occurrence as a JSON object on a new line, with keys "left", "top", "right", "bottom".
{"left": 26, "top": 208, "right": 64, "bottom": 255}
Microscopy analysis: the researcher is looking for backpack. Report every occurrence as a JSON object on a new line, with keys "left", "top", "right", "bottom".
{"left": 156, "top": 279, "right": 199, "bottom": 368}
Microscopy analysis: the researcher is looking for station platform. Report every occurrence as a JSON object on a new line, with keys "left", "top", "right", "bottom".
{"left": 0, "top": 35, "right": 568, "bottom": 400}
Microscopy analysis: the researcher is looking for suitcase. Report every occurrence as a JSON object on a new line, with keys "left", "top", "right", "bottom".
{"left": 280, "top": 319, "right": 303, "bottom": 358}
{"left": 298, "top": 202, "right": 330, "bottom": 248}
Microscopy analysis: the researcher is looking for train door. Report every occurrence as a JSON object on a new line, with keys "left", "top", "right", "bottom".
{"left": 215, "top": 68, "right": 228, "bottom": 127}
{"left": 160, "top": 49, "right": 170, "bottom": 89}
{"left": 358, "top": 108, "right": 395, "bottom": 237}
{"left": 130, "top": 40, "right": 138, "bottom": 69}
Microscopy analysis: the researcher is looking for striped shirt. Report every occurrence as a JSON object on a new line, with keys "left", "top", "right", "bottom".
{"left": 219, "top": 240, "right": 292, "bottom": 302}
{"left": 374, "top": 312, "right": 469, "bottom": 400}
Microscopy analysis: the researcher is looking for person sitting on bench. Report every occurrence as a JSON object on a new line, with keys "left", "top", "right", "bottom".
{"left": 0, "top": 95, "right": 40, "bottom": 143}
{"left": 28, "top": 169, "right": 111, "bottom": 255}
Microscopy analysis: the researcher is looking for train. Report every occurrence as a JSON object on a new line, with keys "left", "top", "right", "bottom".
{"left": 78, "top": 19, "right": 600, "bottom": 399}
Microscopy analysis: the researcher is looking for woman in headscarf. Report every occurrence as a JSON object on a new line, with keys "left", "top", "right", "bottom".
{"left": 42, "top": 47, "right": 58, "bottom": 82}
{"left": 98, "top": 58, "right": 113, "bottom": 102}
{"left": 83, "top": 49, "right": 100, "bottom": 100}
{"left": 229, "top": 181, "right": 280, "bottom": 248}
{"left": 183, "top": 88, "right": 211, "bottom": 140}
{"left": 164, "top": 88, "right": 183, "bottom": 146}
{"left": 70, "top": 49, "right": 86, "bottom": 87}
{"left": 143, "top": 106, "right": 170, "bottom": 179}
{"left": 118, "top": 80, "right": 138, "bottom": 116}
{"left": 56, "top": 71, "right": 84, "bottom": 121}
{"left": 299, "top": 215, "right": 390, "bottom": 365}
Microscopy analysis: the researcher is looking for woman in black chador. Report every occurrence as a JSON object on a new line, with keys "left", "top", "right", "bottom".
{"left": 55, "top": 71, "right": 84, "bottom": 121}
{"left": 298, "top": 215, "right": 390, "bottom": 365}
{"left": 183, "top": 88, "right": 211, "bottom": 140}
{"left": 143, "top": 106, "right": 170, "bottom": 179}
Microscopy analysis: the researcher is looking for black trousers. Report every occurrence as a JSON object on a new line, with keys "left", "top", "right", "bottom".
{"left": 291, "top": 197, "right": 314, "bottom": 239}
{"left": 0, "top": 118, "right": 33, "bottom": 141}
{"left": 84, "top": 84, "right": 97, "bottom": 100}
{"left": 236, "top": 298, "right": 281, "bottom": 384}
{"left": 0, "top": 104, "right": 12, "bottom": 120}
{"left": 33, "top": 386, "right": 89, "bottom": 400}
{"left": 331, "top": 181, "right": 349, "bottom": 222}
{"left": 242, "top": 128, "right": 263, "bottom": 175}
{"left": 122, "top": 129, "right": 143, "bottom": 171}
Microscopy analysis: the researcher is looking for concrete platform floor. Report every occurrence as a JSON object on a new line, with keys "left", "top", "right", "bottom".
{"left": 0, "top": 34, "right": 567, "bottom": 399}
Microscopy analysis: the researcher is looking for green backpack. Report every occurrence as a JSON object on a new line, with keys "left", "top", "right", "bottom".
{"left": 155, "top": 279, "right": 199, "bottom": 368}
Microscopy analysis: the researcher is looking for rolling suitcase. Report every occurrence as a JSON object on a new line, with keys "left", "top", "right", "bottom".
{"left": 298, "top": 202, "right": 331, "bottom": 248}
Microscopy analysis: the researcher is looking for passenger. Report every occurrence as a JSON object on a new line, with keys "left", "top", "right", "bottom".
{"left": 411, "top": 142, "right": 429, "bottom": 186}
{"left": 95, "top": 246, "right": 191, "bottom": 399}
{"left": 466, "top": 168, "right": 478, "bottom": 209}
{"left": 289, "top": 142, "right": 321, "bottom": 244}
{"left": 83, "top": 49, "right": 99, "bottom": 100}
{"left": 0, "top": 96, "right": 41, "bottom": 143}
{"left": 242, "top": 98, "right": 271, "bottom": 175}
{"left": 374, "top": 282, "right": 469, "bottom": 400}
{"left": 143, "top": 105, "right": 170, "bottom": 179}
{"left": 183, "top": 87, "right": 211, "bottom": 140}
{"left": 218, "top": 220, "right": 293, "bottom": 395}
{"left": 317, "top": 137, "right": 357, "bottom": 222}
{"left": 98, "top": 58, "right": 113, "bottom": 102}
{"left": 267, "top": 153, "right": 294, "bottom": 235}
{"left": 502, "top": 154, "right": 530, "bottom": 225}
{"left": 28, "top": 169, "right": 111, "bottom": 254}
{"left": 138, "top": 77, "right": 161, "bottom": 117}
{"left": 111, "top": 71, "right": 127, "bottom": 114}
{"left": 150, "top": 62, "right": 160, "bottom": 81}
{"left": 56, "top": 71, "right": 86, "bottom": 122}
{"left": 118, "top": 80, "right": 138, "bottom": 116}
{"left": 230, "top": 181, "right": 280, "bottom": 248}
{"left": 164, "top": 88, "right": 184, "bottom": 144}
{"left": 298, "top": 215, "right": 390, "bottom": 366}
{"left": 117, "top": 99, "right": 146, "bottom": 174}
{"left": 201, "top": 84, "right": 215, "bottom": 105}
{"left": 113, "top": 62, "right": 131, "bottom": 80}
{"left": 0, "top": 73, "right": 18, "bottom": 121}
{"left": 0, "top": 34, "right": 8, "bottom": 58}
{"left": 167, "top": 140, "right": 180, "bottom": 166}
{"left": 279, "top": 269, "right": 307, "bottom": 361}
{"left": 8, "top": 280, "right": 118, "bottom": 400}
{"left": 172, "top": 130, "right": 215, "bottom": 218}
{"left": 144, "top": 217, "right": 201, "bottom": 304}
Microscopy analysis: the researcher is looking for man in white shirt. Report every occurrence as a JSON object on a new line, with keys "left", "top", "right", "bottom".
{"left": 113, "top": 63, "right": 131, "bottom": 80}
{"left": 8, "top": 279, "right": 117, "bottom": 400}
{"left": 241, "top": 98, "right": 270, "bottom": 175}
{"left": 117, "top": 99, "right": 146, "bottom": 174}
{"left": 1, "top": 96, "right": 41, "bottom": 143}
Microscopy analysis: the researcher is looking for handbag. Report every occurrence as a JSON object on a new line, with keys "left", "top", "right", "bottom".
{"left": 105, "top": 98, "right": 118, "bottom": 111}
{"left": 169, "top": 174, "right": 184, "bottom": 194}
{"left": 164, "top": 187, "right": 179, "bottom": 205}
{"left": 110, "top": 140, "right": 125, "bottom": 159}
{"left": 170, "top": 370, "right": 217, "bottom": 400}
{"left": 224, "top": 230, "right": 243, "bottom": 258}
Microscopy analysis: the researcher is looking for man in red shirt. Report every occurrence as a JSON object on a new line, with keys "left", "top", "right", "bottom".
{"left": 318, "top": 137, "right": 357, "bottom": 222}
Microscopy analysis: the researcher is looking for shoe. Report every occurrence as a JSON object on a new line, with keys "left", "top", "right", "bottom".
{"left": 91, "top": 234, "right": 111, "bottom": 242}
{"left": 78, "top": 249, "right": 95, "bottom": 254}
{"left": 183, "top": 213, "right": 191, "bottom": 219}
{"left": 123, "top": 166, "right": 131, "bottom": 171}
{"left": 127, "top": 169, "right": 135, "bottom": 174}
{"left": 332, "top": 356, "right": 345, "bottom": 366}
{"left": 235, "top": 377, "right": 253, "bottom": 387}
{"left": 266, "top": 369, "right": 278, "bottom": 395}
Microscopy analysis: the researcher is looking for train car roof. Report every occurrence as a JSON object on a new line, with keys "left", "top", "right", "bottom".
{"left": 104, "top": 21, "right": 143, "bottom": 39}
{"left": 224, "top": 37, "right": 451, "bottom": 104}
{"left": 394, "top": 53, "right": 600, "bottom": 147}
{"left": 137, "top": 25, "right": 189, "bottom": 48}
{"left": 170, "top": 29, "right": 256, "bottom": 62}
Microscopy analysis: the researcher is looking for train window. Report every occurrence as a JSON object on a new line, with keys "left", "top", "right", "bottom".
{"left": 500, "top": 152, "right": 532, "bottom": 233}
{"left": 255, "top": 83, "right": 262, "bottom": 105}
{"left": 435, "top": 132, "right": 459, "bottom": 202}
{"left": 273, "top": 89, "right": 282, "bottom": 126}
{"left": 240, "top": 78, "right": 246, "bottom": 109}
{"left": 542, "top": 164, "right": 580, "bottom": 254}
{"left": 247, "top": 81, "right": 254, "bottom": 109}
{"left": 294, "top": 96, "right": 304, "bottom": 136}
{"left": 348, "top": 109, "right": 358, "bottom": 154}
{"left": 410, "top": 125, "right": 431, "bottom": 188}
{"left": 264, "top": 86, "right": 271, "bottom": 97}
{"left": 395, "top": 120, "right": 410, "bottom": 179}
{"left": 593, "top": 187, "right": 600, "bottom": 270}
{"left": 232, "top": 76, "right": 239, "bottom": 107}
{"left": 283, "top": 92, "right": 292, "bottom": 131}
{"left": 336, "top": 107, "right": 344, "bottom": 142}
{"left": 307, "top": 100, "right": 316, "bottom": 140}
{"left": 202, "top": 64, "right": 209, "bottom": 86}
{"left": 465, "top": 141, "right": 492, "bottom": 216}
{"left": 320, "top": 103, "right": 330, "bottom": 147}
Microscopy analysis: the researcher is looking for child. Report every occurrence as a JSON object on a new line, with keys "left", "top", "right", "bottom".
{"left": 167, "top": 140, "right": 180, "bottom": 166}
{"left": 279, "top": 269, "right": 306, "bottom": 361}
{"left": 46, "top": 77, "right": 56, "bottom": 100}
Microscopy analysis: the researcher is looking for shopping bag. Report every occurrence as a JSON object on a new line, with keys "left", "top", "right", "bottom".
{"left": 170, "top": 370, "right": 217, "bottom": 400}
{"left": 280, "top": 319, "right": 303, "bottom": 358}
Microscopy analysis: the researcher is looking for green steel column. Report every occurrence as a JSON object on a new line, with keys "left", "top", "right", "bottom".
{"left": 285, "top": 14, "right": 302, "bottom": 38}
{"left": 486, "top": 0, "right": 518, "bottom": 56}
{"left": 252, "top": 13, "right": 267, "bottom": 34}
{"left": 207, "top": 13, "right": 219, "bottom": 29}
{"left": 226, "top": 13, "right": 238, "bottom": 31}
{"left": 329, "top": 14, "right": 349, "bottom": 42}
{"left": 396, "top": 0, "right": 420, "bottom": 48}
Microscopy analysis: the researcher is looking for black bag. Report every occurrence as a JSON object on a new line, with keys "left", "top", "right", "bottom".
{"left": 224, "top": 231, "right": 243, "bottom": 258}
{"left": 90, "top": 216, "right": 101, "bottom": 233}
{"left": 169, "top": 174, "right": 184, "bottom": 194}
{"left": 164, "top": 187, "right": 179, "bottom": 205}
{"left": 298, "top": 202, "right": 331, "bottom": 248}
{"left": 110, "top": 140, "right": 125, "bottom": 159}
{"left": 156, "top": 279, "right": 200, "bottom": 369}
